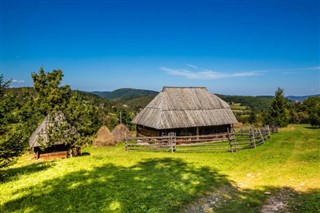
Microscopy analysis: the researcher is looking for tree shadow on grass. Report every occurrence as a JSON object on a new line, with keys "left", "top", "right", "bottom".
{"left": 0, "top": 161, "right": 55, "bottom": 183}
{"left": 81, "top": 152, "right": 90, "bottom": 156}
{"left": 304, "top": 126, "right": 320, "bottom": 130}
{"left": 2, "top": 158, "right": 230, "bottom": 212}
{"left": 2, "top": 158, "right": 319, "bottom": 212}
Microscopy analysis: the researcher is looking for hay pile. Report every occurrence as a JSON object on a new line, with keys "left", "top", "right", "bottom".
{"left": 93, "top": 126, "right": 115, "bottom": 146}
{"left": 112, "top": 124, "right": 131, "bottom": 142}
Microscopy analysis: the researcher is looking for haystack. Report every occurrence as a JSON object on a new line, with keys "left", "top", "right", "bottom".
{"left": 93, "top": 126, "right": 115, "bottom": 146}
{"left": 112, "top": 123, "right": 131, "bottom": 142}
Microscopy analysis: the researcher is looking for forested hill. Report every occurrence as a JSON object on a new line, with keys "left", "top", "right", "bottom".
{"left": 89, "top": 88, "right": 274, "bottom": 112}
{"left": 217, "top": 94, "right": 274, "bottom": 112}
{"left": 91, "top": 88, "right": 158, "bottom": 103}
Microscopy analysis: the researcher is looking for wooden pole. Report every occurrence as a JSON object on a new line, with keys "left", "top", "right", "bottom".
{"left": 125, "top": 133, "right": 128, "bottom": 152}
{"left": 196, "top": 127, "right": 199, "bottom": 140}
{"left": 259, "top": 129, "right": 265, "bottom": 144}
{"left": 250, "top": 128, "right": 256, "bottom": 148}
{"left": 227, "top": 128, "right": 235, "bottom": 153}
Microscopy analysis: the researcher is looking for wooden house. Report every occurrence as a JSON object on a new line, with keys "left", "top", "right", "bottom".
{"left": 132, "top": 87, "right": 238, "bottom": 137}
{"left": 29, "top": 112, "right": 75, "bottom": 159}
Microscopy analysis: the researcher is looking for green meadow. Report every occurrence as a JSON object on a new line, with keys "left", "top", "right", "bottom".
{"left": 1, "top": 125, "right": 319, "bottom": 212}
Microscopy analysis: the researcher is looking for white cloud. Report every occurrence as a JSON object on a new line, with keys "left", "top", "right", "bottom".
{"left": 307, "top": 66, "right": 320, "bottom": 71}
{"left": 161, "top": 66, "right": 261, "bottom": 80}
{"left": 277, "top": 66, "right": 320, "bottom": 73}
{"left": 12, "top": 79, "right": 25, "bottom": 83}
{"left": 186, "top": 64, "right": 199, "bottom": 69}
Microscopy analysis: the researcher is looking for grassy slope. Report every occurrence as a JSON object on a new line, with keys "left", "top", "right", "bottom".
{"left": 0, "top": 125, "right": 319, "bottom": 212}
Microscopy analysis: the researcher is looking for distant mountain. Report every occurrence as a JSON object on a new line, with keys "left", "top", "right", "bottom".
{"left": 89, "top": 88, "right": 319, "bottom": 112}
{"left": 90, "top": 88, "right": 159, "bottom": 103}
{"left": 287, "top": 94, "right": 320, "bottom": 102}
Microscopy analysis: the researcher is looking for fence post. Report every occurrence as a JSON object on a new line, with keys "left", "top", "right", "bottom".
{"left": 233, "top": 129, "right": 237, "bottom": 151}
{"left": 266, "top": 125, "right": 270, "bottom": 138}
{"left": 173, "top": 132, "right": 176, "bottom": 152}
{"left": 259, "top": 129, "right": 265, "bottom": 144}
{"left": 228, "top": 128, "right": 236, "bottom": 152}
{"left": 169, "top": 132, "right": 176, "bottom": 153}
{"left": 250, "top": 127, "right": 256, "bottom": 148}
{"left": 125, "top": 134, "right": 128, "bottom": 152}
{"left": 171, "top": 133, "right": 174, "bottom": 153}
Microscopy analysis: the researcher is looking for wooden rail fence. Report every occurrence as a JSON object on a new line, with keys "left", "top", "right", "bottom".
{"left": 125, "top": 125, "right": 276, "bottom": 153}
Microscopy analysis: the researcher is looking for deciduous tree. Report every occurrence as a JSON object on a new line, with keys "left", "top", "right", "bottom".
{"left": 32, "top": 68, "right": 71, "bottom": 115}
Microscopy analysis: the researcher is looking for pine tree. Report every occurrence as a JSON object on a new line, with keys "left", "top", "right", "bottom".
{"left": 265, "top": 87, "right": 289, "bottom": 127}
{"left": 0, "top": 75, "right": 25, "bottom": 171}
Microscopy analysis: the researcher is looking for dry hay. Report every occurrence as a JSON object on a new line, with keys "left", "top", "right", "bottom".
{"left": 112, "top": 123, "right": 131, "bottom": 142}
{"left": 93, "top": 126, "right": 116, "bottom": 146}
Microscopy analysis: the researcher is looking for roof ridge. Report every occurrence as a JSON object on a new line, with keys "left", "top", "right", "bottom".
{"left": 162, "top": 86, "right": 207, "bottom": 91}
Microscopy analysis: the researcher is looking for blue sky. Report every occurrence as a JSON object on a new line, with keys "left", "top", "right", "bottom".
{"left": 1, "top": 0, "right": 319, "bottom": 95}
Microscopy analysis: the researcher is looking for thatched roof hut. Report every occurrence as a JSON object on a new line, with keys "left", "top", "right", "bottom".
{"left": 29, "top": 112, "right": 67, "bottom": 148}
{"left": 132, "top": 87, "right": 238, "bottom": 136}
{"left": 93, "top": 126, "right": 116, "bottom": 146}
{"left": 28, "top": 112, "right": 77, "bottom": 159}
{"left": 112, "top": 123, "right": 131, "bottom": 142}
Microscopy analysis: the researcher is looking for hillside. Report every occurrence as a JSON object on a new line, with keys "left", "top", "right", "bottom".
{"left": 91, "top": 88, "right": 158, "bottom": 103}
{"left": 217, "top": 94, "right": 273, "bottom": 112}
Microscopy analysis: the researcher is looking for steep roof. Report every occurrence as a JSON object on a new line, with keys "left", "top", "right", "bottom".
{"left": 132, "top": 87, "right": 238, "bottom": 129}
{"left": 29, "top": 112, "right": 76, "bottom": 148}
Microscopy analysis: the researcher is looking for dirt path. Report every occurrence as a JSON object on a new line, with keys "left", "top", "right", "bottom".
{"left": 182, "top": 185, "right": 296, "bottom": 213}
{"left": 181, "top": 185, "right": 236, "bottom": 213}
{"left": 260, "top": 188, "right": 296, "bottom": 213}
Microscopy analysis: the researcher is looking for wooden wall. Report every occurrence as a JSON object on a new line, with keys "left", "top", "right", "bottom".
{"left": 136, "top": 124, "right": 232, "bottom": 137}
{"left": 33, "top": 144, "right": 68, "bottom": 159}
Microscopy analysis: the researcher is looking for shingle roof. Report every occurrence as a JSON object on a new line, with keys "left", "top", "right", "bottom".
{"left": 132, "top": 87, "right": 238, "bottom": 129}
{"left": 29, "top": 112, "right": 71, "bottom": 148}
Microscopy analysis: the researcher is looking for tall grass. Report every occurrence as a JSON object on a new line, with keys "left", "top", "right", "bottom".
{"left": 0, "top": 125, "right": 319, "bottom": 212}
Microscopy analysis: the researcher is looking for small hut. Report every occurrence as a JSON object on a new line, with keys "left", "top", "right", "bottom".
{"left": 112, "top": 123, "right": 131, "bottom": 142}
{"left": 132, "top": 87, "right": 238, "bottom": 137}
{"left": 29, "top": 112, "right": 73, "bottom": 159}
{"left": 93, "top": 126, "right": 116, "bottom": 146}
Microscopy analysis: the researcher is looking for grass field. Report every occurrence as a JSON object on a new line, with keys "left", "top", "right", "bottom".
{"left": 1, "top": 125, "right": 319, "bottom": 212}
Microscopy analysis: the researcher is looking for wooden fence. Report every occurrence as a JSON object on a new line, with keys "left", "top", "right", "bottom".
{"left": 228, "top": 126, "right": 271, "bottom": 152}
{"left": 125, "top": 125, "right": 275, "bottom": 153}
